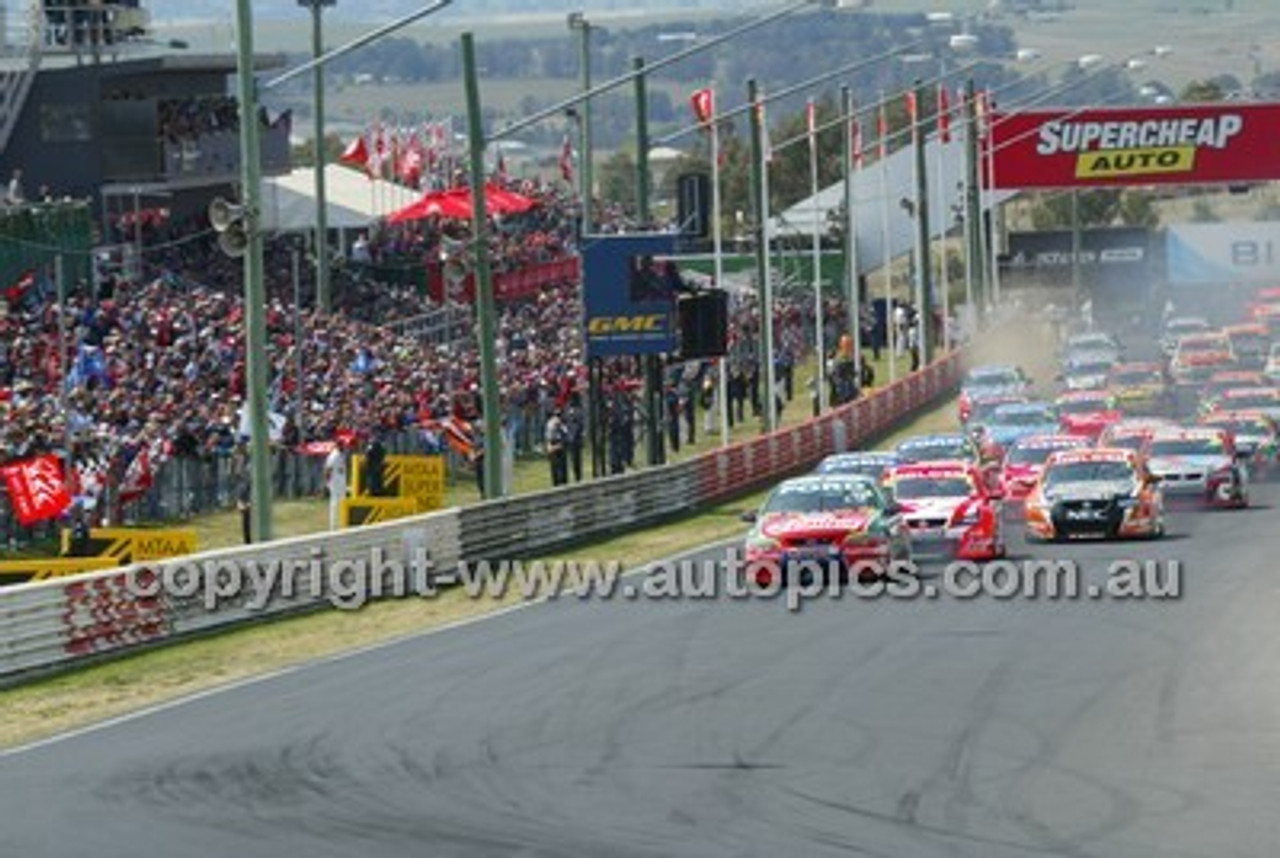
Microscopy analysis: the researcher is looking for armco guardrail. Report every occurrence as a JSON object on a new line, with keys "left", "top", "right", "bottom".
{"left": 0, "top": 350, "right": 963, "bottom": 681}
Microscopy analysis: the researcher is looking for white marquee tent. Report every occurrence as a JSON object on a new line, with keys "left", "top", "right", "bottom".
{"left": 259, "top": 164, "right": 412, "bottom": 232}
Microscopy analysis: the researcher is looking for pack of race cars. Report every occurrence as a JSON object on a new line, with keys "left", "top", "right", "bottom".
{"left": 745, "top": 292, "right": 1280, "bottom": 580}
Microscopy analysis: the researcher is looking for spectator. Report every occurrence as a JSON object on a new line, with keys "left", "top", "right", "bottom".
{"left": 6, "top": 169, "right": 22, "bottom": 205}
{"left": 545, "top": 408, "right": 568, "bottom": 486}
{"left": 323, "top": 441, "right": 346, "bottom": 530}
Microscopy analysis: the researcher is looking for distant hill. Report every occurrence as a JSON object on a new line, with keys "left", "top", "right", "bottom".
{"left": 151, "top": 0, "right": 770, "bottom": 24}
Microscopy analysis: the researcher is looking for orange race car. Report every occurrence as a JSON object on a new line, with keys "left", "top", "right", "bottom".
{"left": 1024, "top": 448, "right": 1164, "bottom": 542}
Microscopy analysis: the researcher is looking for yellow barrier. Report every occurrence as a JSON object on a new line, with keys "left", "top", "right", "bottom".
{"left": 0, "top": 557, "right": 119, "bottom": 586}
{"left": 339, "top": 497, "right": 420, "bottom": 528}
{"left": 350, "top": 454, "right": 445, "bottom": 513}
{"left": 58, "top": 527, "right": 198, "bottom": 562}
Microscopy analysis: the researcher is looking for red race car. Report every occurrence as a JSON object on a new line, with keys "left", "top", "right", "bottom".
{"left": 884, "top": 462, "right": 1005, "bottom": 561}
{"left": 1055, "top": 390, "right": 1123, "bottom": 441}
{"left": 1001, "top": 434, "right": 1092, "bottom": 502}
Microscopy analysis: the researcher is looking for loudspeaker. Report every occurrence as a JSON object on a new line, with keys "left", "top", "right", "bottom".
{"left": 208, "top": 197, "right": 241, "bottom": 232}
{"left": 217, "top": 225, "right": 248, "bottom": 258}
{"left": 677, "top": 172, "right": 711, "bottom": 239}
{"left": 677, "top": 289, "right": 728, "bottom": 359}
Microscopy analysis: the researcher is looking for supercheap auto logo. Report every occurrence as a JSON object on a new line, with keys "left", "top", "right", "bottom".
{"left": 1035, "top": 114, "right": 1244, "bottom": 179}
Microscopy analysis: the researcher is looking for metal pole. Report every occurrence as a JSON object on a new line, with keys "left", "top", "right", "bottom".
{"left": 635, "top": 56, "right": 663, "bottom": 466}
{"left": 808, "top": 98, "right": 825, "bottom": 411}
{"left": 749, "top": 78, "right": 777, "bottom": 433}
{"left": 879, "top": 97, "right": 896, "bottom": 384}
{"left": 1071, "top": 188, "right": 1083, "bottom": 318}
{"left": 964, "top": 79, "right": 986, "bottom": 327}
{"left": 710, "top": 98, "right": 730, "bottom": 446}
{"left": 462, "top": 33, "right": 503, "bottom": 500}
{"left": 309, "top": 2, "right": 332, "bottom": 313}
{"left": 934, "top": 85, "right": 950, "bottom": 350}
{"left": 912, "top": 78, "right": 933, "bottom": 365}
{"left": 842, "top": 87, "right": 861, "bottom": 379}
{"left": 292, "top": 247, "right": 305, "bottom": 441}
{"left": 576, "top": 17, "right": 593, "bottom": 236}
{"left": 55, "top": 255, "right": 71, "bottom": 484}
{"left": 986, "top": 104, "right": 1002, "bottom": 308}
{"left": 234, "top": 0, "right": 273, "bottom": 542}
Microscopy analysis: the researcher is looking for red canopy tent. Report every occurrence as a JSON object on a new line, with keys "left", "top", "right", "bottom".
{"left": 386, "top": 185, "right": 536, "bottom": 224}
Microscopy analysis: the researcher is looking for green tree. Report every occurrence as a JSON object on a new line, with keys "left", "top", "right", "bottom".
{"left": 1116, "top": 191, "right": 1159, "bottom": 228}
{"left": 1180, "top": 79, "right": 1225, "bottom": 102}
{"left": 597, "top": 150, "right": 636, "bottom": 213}
{"left": 1028, "top": 190, "right": 1122, "bottom": 230}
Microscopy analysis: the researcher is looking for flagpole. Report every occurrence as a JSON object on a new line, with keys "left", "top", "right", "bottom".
{"left": 841, "top": 86, "right": 862, "bottom": 388}
{"left": 960, "top": 88, "right": 974, "bottom": 337}
{"left": 985, "top": 94, "right": 1001, "bottom": 309}
{"left": 808, "top": 98, "right": 825, "bottom": 412}
{"left": 749, "top": 78, "right": 777, "bottom": 433}
{"left": 878, "top": 94, "right": 896, "bottom": 384}
{"left": 710, "top": 98, "right": 730, "bottom": 447}
{"left": 55, "top": 255, "right": 71, "bottom": 487}
{"left": 935, "top": 88, "right": 950, "bottom": 350}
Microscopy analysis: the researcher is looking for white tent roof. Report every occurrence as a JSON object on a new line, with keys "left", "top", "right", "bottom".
{"left": 259, "top": 164, "right": 407, "bottom": 232}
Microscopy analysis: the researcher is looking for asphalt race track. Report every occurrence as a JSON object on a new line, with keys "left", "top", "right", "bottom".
{"left": 3, "top": 487, "right": 1280, "bottom": 857}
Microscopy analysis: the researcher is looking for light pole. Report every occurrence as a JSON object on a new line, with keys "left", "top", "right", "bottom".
{"left": 298, "top": 0, "right": 336, "bottom": 314}
{"left": 230, "top": 0, "right": 454, "bottom": 541}
{"left": 568, "top": 12, "right": 593, "bottom": 236}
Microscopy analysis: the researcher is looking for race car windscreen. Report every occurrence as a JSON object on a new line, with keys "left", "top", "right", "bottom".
{"left": 818, "top": 462, "right": 888, "bottom": 479}
{"left": 762, "top": 482, "right": 882, "bottom": 514}
{"left": 966, "top": 369, "right": 1021, "bottom": 389}
{"left": 892, "top": 476, "right": 973, "bottom": 500}
{"left": 1149, "top": 438, "right": 1224, "bottom": 457}
{"left": 1223, "top": 393, "right": 1278, "bottom": 409}
{"left": 1066, "top": 360, "right": 1112, "bottom": 377}
{"left": 1178, "top": 337, "right": 1228, "bottom": 354}
{"left": 1208, "top": 419, "right": 1264, "bottom": 438}
{"left": 1044, "top": 461, "right": 1135, "bottom": 486}
{"left": 899, "top": 440, "right": 972, "bottom": 461}
{"left": 1006, "top": 445, "right": 1065, "bottom": 466}
{"left": 992, "top": 407, "right": 1056, "bottom": 426}
{"left": 1057, "top": 397, "right": 1110, "bottom": 414}
{"left": 1111, "top": 369, "right": 1161, "bottom": 386}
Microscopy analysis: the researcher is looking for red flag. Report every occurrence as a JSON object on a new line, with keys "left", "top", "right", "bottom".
{"left": 877, "top": 101, "right": 888, "bottom": 158}
{"left": 851, "top": 116, "right": 863, "bottom": 169}
{"left": 339, "top": 135, "right": 370, "bottom": 172}
{"left": 559, "top": 134, "right": 574, "bottom": 183}
{"left": 690, "top": 88, "right": 714, "bottom": 127}
{"left": 904, "top": 90, "right": 917, "bottom": 123}
{"left": 495, "top": 149, "right": 508, "bottom": 182}
{"left": 399, "top": 137, "right": 424, "bottom": 187}
{"left": 1, "top": 454, "right": 71, "bottom": 525}
{"left": 937, "top": 84, "right": 951, "bottom": 143}
{"left": 806, "top": 98, "right": 817, "bottom": 138}
{"left": 119, "top": 447, "right": 153, "bottom": 503}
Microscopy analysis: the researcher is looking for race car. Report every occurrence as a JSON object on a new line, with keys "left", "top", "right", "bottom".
{"left": 958, "top": 365, "right": 1030, "bottom": 423}
{"left": 1169, "top": 332, "right": 1236, "bottom": 387}
{"left": 1096, "top": 417, "right": 1180, "bottom": 455}
{"left": 1059, "top": 353, "right": 1117, "bottom": 392}
{"left": 1024, "top": 448, "right": 1164, "bottom": 542}
{"left": 1200, "top": 386, "right": 1280, "bottom": 423}
{"left": 1062, "top": 331, "right": 1122, "bottom": 365}
{"left": 979, "top": 401, "right": 1060, "bottom": 451}
{"left": 742, "top": 474, "right": 911, "bottom": 585}
{"left": 1000, "top": 434, "right": 1091, "bottom": 502}
{"left": 814, "top": 450, "right": 901, "bottom": 485}
{"left": 1160, "top": 316, "right": 1211, "bottom": 357}
{"left": 1198, "top": 370, "right": 1269, "bottom": 409}
{"left": 1197, "top": 409, "right": 1279, "bottom": 471}
{"left": 896, "top": 432, "right": 1001, "bottom": 489}
{"left": 1107, "top": 362, "right": 1170, "bottom": 415}
{"left": 1223, "top": 322, "right": 1271, "bottom": 370}
{"left": 962, "top": 390, "right": 1031, "bottom": 433}
{"left": 883, "top": 462, "right": 1005, "bottom": 560}
{"left": 1055, "top": 390, "right": 1123, "bottom": 441}
{"left": 1145, "top": 426, "right": 1249, "bottom": 508}
{"left": 1265, "top": 343, "right": 1280, "bottom": 385}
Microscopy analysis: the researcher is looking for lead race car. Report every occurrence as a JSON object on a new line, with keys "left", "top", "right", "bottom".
{"left": 1000, "top": 433, "right": 1092, "bottom": 503}
{"left": 883, "top": 462, "right": 1005, "bottom": 560}
{"left": 742, "top": 474, "right": 911, "bottom": 585}
{"left": 1024, "top": 448, "right": 1165, "bottom": 542}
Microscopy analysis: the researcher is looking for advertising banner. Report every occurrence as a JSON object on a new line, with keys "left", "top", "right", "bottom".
{"left": 1005, "top": 228, "right": 1153, "bottom": 283}
{"left": 1166, "top": 222, "right": 1280, "bottom": 284}
{"left": 582, "top": 234, "right": 681, "bottom": 359}
{"left": 987, "top": 102, "right": 1280, "bottom": 189}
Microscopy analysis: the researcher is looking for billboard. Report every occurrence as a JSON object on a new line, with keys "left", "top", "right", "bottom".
{"left": 1004, "top": 227, "right": 1155, "bottom": 306}
{"left": 1166, "top": 223, "right": 1280, "bottom": 284}
{"left": 582, "top": 234, "right": 681, "bottom": 359}
{"left": 987, "top": 102, "right": 1280, "bottom": 189}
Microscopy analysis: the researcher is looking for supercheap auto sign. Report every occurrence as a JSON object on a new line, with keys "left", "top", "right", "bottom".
{"left": 986, "top": 103, "right": 1280, "bottom": 189}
